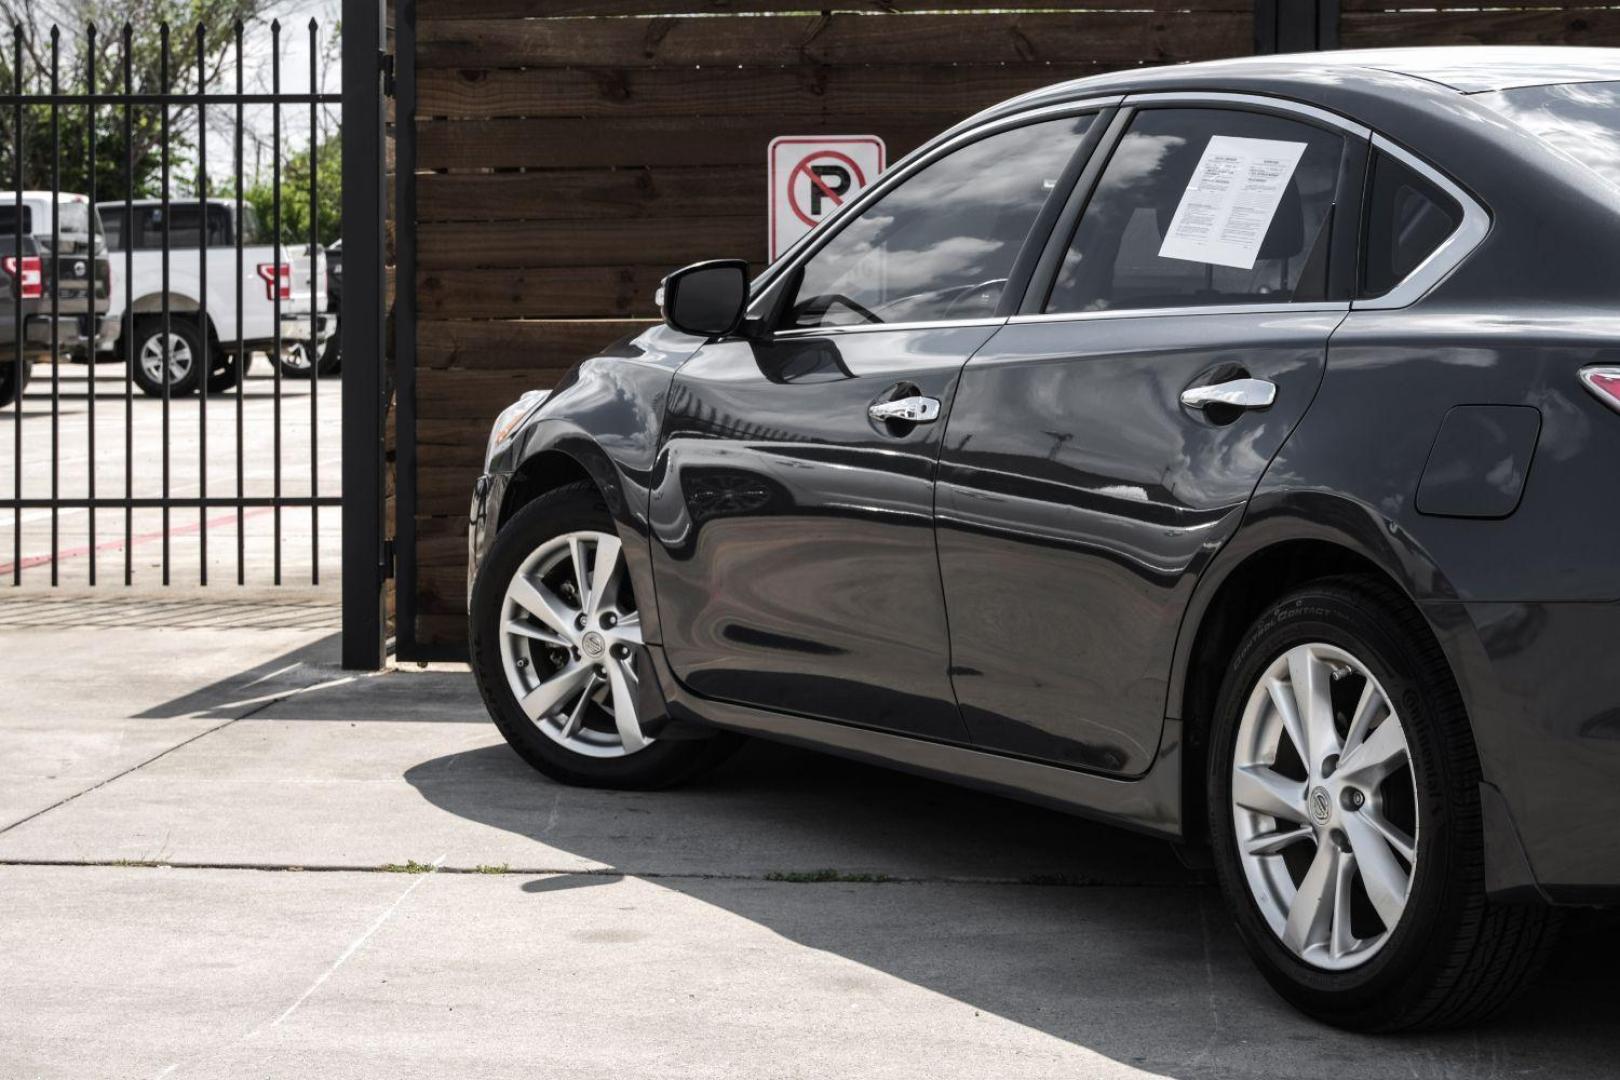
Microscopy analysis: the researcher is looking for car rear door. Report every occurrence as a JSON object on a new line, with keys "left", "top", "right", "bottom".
{"left": 935, "top": 97, "right": 1366, "bottom": 774}
{"left": 649, "top": 108, "right": 1109, "bottom": 742}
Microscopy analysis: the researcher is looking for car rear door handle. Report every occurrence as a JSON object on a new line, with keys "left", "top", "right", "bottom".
{"left": 869, "top": 395, "right": 941, "bottom": 424}
{"left": 1180, "top": 378, "right": 1276, "bottom": 411}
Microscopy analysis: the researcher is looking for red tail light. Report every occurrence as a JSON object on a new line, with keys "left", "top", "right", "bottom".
{"left": 2, "top": 255, "right": 43, "bottom": 299}
{"left": 256, "top": 262, "right": 291, "bottom": 301}
{"left": 1580, "top": 367, "right": 1620, "bottom": 414}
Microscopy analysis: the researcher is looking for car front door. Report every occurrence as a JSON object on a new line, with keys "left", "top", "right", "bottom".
{"left": 936, "top": 99, "right": 1365, "bottom": 773}
{"left": 650, "top": 110, "right": 1104, "bottom": 742}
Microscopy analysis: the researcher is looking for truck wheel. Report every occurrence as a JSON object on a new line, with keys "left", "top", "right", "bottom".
{"left": 278, "top": 340, "right": 339, "bottom": 379}
{"left": 1208, "top": 575, "right": 1559, "bottom": 1030}
{"left": 130, "top": 317, "right": 207, "bottom": 398}
{"left": 0, "top": 356, "right": 32, "bottom": 408}
{"left": 206, "top": 352, "right": 243, "bottom": 394}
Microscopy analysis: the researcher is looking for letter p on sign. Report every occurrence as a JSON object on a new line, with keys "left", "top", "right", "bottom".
{"left": 769, "top": 136, "right": 886, "bottom": 261}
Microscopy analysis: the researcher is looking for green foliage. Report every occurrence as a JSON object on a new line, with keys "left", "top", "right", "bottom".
{"left": 0, "top": 0, "right": 277, "bottom": 198}
{"left": 238, "top": 132, "right": 341, "bottom": 246}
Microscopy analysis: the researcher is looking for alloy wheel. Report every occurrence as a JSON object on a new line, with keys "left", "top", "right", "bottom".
{"left": 1231, "top": 642, "right": 1420, "bottom": 971}
{"left": 139, "top": 332, "right": 194, "bottom": 384}
{"left": 498, "top": 529, "right": 649, "bottom": 758}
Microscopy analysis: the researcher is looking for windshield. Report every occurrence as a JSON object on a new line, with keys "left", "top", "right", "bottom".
{"left": 1478, "top": 81, "right": 1620, "bottom": 193}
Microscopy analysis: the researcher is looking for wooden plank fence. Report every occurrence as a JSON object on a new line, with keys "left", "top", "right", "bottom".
{"left": 403, "top": 1, "right": 1257, "bottom": 647}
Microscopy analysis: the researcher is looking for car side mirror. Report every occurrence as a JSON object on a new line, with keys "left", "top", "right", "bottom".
{"left": 658, "top": 259, "right": 749, "bottom": 338}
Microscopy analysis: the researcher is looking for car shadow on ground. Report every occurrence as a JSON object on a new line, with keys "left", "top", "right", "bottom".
{"left": 403, "top": 734, "right": 1620, "bottom": 1077}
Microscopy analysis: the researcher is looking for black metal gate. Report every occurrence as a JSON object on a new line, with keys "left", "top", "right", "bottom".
{"left": 0, "top": 18, "right": 343, "bottom": 589}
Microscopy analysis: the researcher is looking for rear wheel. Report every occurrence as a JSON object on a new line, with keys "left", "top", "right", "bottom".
{"left": 130, "top": 317, "right": 206, "bottom": 398}
{"left": 469, "top": 482, "right": 740, "bottom": 789}
{"left": 278, "top": 339, "right": 339, "bottom": 379}
{"left": 1208, "top": 576, "right": 1558, "bottom": 1030}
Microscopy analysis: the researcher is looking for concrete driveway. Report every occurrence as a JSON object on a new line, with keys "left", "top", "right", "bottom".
{"left": 2, "top": 589, "right": 1617, "bottom": 1078}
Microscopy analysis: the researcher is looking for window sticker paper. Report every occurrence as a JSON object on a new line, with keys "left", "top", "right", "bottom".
{"left": 1158, "top": 135, "right": 1308, "bottom": 270}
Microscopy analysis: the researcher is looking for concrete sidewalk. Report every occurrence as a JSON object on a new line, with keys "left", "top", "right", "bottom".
{"left": 2, "top": 590, "right": 1617, "bottom": 1078}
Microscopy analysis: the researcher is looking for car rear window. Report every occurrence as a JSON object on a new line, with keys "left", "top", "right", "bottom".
{"left": 1476, "top": 81, "right": 1620, "bottom": 193}
{"left": 0, "top": 204, "right": 33, "bottom": 235}
{"left": 1359, "top": 151, "right": 1463, "bottom": 300}
{"left": 0, "top": 200, "right": 94, "bottom": 236}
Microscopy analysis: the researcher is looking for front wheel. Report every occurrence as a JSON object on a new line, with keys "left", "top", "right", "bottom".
{"left": 1208, "top": 576, "right": 1558, "bottom": 1030}
{"left": 469, "top": 481, "right": 740, "bottom": 789}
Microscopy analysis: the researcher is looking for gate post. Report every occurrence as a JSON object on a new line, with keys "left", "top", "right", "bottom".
{"left": 1254, "top": 0, "right": 1340, "bottom": 54}
{"left": 341, "top": 0, "right": 388, "bottom": 670}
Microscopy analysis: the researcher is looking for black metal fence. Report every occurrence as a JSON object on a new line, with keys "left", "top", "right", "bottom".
{"left": 0, "top": 19, "right": 341, "bottom": 587}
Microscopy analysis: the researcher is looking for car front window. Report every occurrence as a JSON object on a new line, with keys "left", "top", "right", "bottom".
{"left": 784, "top": 114, "right": 1094, "bottom": 330}
{"left": 1477, "top": 81, "right": 1620, "bottom": 194}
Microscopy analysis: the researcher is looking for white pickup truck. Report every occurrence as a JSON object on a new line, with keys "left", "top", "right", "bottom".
{"left": 101, "top": 198, "right": 331, "bottom": 396}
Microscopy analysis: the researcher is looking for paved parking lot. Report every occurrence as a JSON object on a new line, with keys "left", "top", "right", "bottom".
{"left": 2, "top": 589, "right": 1619, "bottom": 1078}
{"left": 0, "top": 357, "right": 341, "bottom": 587}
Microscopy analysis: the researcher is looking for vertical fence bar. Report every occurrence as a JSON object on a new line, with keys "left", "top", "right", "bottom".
{"left": 341, "top": 0, "right": 386, "bottom": 668}
{"left": 48, "top": 28, "right": 59, "bottom": 586}
{"left": 122, "top": 24, "right": 132, "bottom": 585}
{"left": 308, "top": 18, "right": 319, "bottom": 585}
{"left": 271, "top": 20, "right": 282, "bottom": 586}
{"left": 195, "top": 24, "right": 208, "bottom": 585}
{"left": 159, "top": 24, "right": 171, "bottom": 585}
{"left": 86, "top": 25, "right": 97, "bottom": 585}
{"left": 234, "top": 22, "right": 244, "bottom": 585}
{"left": 10, "top": 27, "right": 21, "bottom": 586}
{"left": 396, "top": 0, "right": 419, "bottom": 656}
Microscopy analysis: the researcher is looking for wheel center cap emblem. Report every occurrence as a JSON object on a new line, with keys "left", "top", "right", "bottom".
{"left": 1308, "top": 787, "right": 1334, "bottom": 826}
{"left": 581, "top": 631, "right": 606, "bottom": 658}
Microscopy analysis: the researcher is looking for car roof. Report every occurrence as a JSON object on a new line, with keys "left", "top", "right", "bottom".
{"left": 986, "top": 46, "right": 1620, "bottom": 119}
{"left": 0, "top": 191, "right": 91, "bottom": 202}
{"left": 124, "top": 198, "right": 232, "bottom": 207}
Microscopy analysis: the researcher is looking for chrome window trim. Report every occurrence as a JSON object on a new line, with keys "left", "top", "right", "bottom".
{"left": 1008, "top": 301, "right": 1350, "bottom": 327}
{"left": 772, "top": 316, "right": 1008, "bottom": 340}
{"left": 746, "top": 96, "right": 1123, "bottom": 321}
{"left": 1121, "top": 91, "right": 1373, "bottom": 141}
{"left": 1353, "top": 133, "right": 1491, "bottom": 311}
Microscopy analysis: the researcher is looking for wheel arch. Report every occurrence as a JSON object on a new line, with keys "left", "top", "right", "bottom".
{"left": 496, "top": 416, "right": 663, "bottom": 645}
{"left": 124, "top": 298, "right": 223, "bottom": 351}
{"left": 1170, "top": 492, "right": 1464, "bottom": 845}
{"left": 499, "top": 446, "right": 597, "bottom": 532}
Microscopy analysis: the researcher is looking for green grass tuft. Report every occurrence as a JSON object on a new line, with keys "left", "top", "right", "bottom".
{"left": 380, "top": 860, "right": 437, "bottom": 874}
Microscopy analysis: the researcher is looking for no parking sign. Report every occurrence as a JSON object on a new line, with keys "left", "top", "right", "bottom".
{"left": 769, "top": 135, "right": 886, "bottom": 261}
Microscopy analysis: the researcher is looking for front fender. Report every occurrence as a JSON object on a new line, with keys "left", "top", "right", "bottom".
{"left": 486, "top": 323, "right": 708, "bottom": 647}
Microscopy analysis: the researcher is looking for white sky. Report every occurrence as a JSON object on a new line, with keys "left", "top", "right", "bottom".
{"left": 200, "top": 0, "right": 340, "bottom": 187}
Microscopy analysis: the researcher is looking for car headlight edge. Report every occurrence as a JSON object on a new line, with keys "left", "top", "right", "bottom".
{"left": 485, "top": 390, "right": 549, "bottom": 471}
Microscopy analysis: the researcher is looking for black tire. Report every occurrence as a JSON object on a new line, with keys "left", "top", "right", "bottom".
{"left": 278, "top": 339, "right": 339, "bottom": 379}
{"left": 0, "top": 355, "right": 32, "bottom": 408}
{"left": 319, "top": 327, "right": 340, "bottom": 374}
{"left": 469, "top": 480, "right": 742, "bottom": 789}
{"left": 207, "top": 352, "right": 243, "bottom": 394}
{"left": 129, "top": 316, "right": 207, "bottom": 398}
{"left": 1207, "top": 575, "right": 1558, "bottom": 1031}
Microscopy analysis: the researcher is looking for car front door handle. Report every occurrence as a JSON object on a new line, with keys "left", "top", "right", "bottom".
{"left": 1180, "top": 377, "right": 1277, "bottom": 411}
{"left": 869, "top": 395, "right": 942, "bottom": 424}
